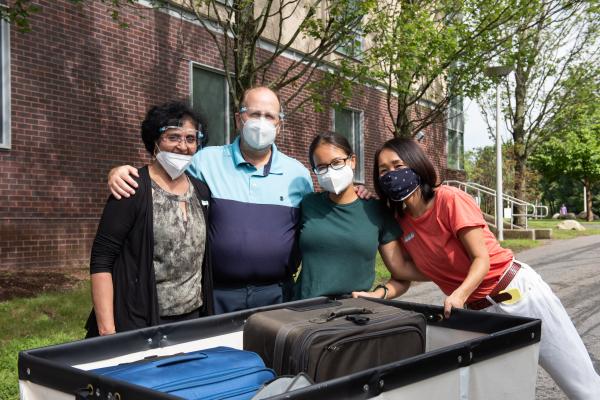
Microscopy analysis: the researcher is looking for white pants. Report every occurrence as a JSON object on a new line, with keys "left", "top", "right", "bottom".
{"left": 485, "top": 262, "right": 600, "bottom": 400}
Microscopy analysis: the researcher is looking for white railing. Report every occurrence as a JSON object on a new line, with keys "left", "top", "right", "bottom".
{"left": 443, "top": 180, "right": 549, "bottom": 230}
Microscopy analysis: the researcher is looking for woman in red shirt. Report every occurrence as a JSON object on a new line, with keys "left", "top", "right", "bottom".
{"left": 354, "top": 137, "right": 600, "bottom": 400}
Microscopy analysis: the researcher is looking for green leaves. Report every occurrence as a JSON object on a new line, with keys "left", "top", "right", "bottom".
{"left": 531, "top": 64, "right": 600, "bottom": 185}
{"left": 343, "top": 0, "right": 525, "bottom": 137}
{"left": 0, "top": 0, "right": 41, "bottom": 32}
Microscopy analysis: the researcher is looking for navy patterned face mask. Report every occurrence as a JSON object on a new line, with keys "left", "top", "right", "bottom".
{"left": 379, "top": 168, "right": 421, "bottom": 202}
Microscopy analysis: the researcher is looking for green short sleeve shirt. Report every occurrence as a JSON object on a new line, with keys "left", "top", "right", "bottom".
{"left": 295, "top": 192, "right": 403, "bottom": 299}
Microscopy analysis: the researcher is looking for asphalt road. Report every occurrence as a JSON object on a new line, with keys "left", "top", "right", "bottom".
{"left": 399, "top": 234, "right": 600, "bottom": 399}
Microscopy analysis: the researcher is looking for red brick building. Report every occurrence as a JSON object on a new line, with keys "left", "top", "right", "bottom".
{"left": 0, "top": 1, "right": 465, "bottom": 270}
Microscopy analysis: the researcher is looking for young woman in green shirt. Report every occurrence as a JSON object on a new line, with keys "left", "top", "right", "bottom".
{"left": 294, "top": 132, "right": 425, "bottom": 300}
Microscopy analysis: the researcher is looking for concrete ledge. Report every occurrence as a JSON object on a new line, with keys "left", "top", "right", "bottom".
{"left": 502, "top": 229, "right": 535, "bottom": 240}
{"left": 534, "top": 229, "right": 552, "bottom": 240}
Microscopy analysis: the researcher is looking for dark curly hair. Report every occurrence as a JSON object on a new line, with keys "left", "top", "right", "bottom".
{"left": 140, "top": 101, "right": 208, "bottom": 155}
{"left": 373, "top": 137, "right": 438, "bottom": 217}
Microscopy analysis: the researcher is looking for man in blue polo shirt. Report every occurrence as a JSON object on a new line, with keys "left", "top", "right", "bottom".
{"left": 189, "top": 87, "right": 313, "bottom": 313}
{"left": 108, "top": 87, "right": 313, "bottom": 313}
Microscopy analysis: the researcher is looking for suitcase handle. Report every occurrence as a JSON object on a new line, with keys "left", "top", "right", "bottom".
{"left": 310, "top": 307, "right": 373, "bottom": 323}
{"left": 155, "top": 353, "right": 208, "bottom": 367}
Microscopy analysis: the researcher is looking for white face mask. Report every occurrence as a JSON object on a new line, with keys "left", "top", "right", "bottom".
{"left": 242, "top": 117, "right": 277, "bottom": 150}
{"left": 156, "top": 150, "right": 193, "bottom": 180}
{"left": 317, "top": 165, "right": 354, "bottom": 195}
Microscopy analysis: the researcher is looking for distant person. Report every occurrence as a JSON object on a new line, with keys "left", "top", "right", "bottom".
{"left": 85, "top": 101, "right": 213, "bottom": 337}
{"left": 560, "top": 203, "right": 568, "bottom": 216}
{"left": 294, "top": 132, "right": 420, "bottom": 300}
{"left": 354, "top": 137, "right": 600, "bottom": 399}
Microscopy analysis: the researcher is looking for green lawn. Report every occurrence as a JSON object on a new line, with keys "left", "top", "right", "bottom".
{"left": 528, "top": 219, "right": 600, "bottom": 239}
{"left": 374, "top": 254, "right": 391, "bottom": 286}
{"left": 0, "top": 282, "right": 91, "bottom": 400}
{"left": 499, "top": 239, "right": 542, "bottom": 253}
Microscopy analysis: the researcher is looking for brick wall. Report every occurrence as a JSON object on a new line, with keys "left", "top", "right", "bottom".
{"left": 444, "top": 168, "right": 468, "bottom": 182}
{"left": 0, "top": 0, "right": 451, "bottom": 270}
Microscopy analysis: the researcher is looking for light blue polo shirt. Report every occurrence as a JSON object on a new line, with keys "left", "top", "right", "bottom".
{"left": 188, "top": 137, "right": 313, "bottom": 285}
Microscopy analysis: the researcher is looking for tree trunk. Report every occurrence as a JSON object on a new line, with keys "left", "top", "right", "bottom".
{"left": 511, "top": 60, "right": 529, "bottom": 227}
{"left": 512, "top": 155, "right": 528, "bottom": 227}
{"left": 395, "top": 106, "right": 413, "bottom": 138}
{"left": 584, "top": 178, "right": 593, "bottom": 222}
{"left": 233, "top": 0, "right": 258, "bottom": 110}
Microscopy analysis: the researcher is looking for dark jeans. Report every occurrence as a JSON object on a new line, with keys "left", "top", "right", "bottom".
{"left": 213, "top": 282, "right": 289, "bottom": 315}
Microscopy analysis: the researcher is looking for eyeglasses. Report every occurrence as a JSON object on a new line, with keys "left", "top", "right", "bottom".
{"left": 240, "top": 107, "right": 284, "bottom": 123}
{"left": 313, "top": 156, "right": 351, "bottom": 175}
{"left": 159, "top": 126, "right": 204, "bottom": 146}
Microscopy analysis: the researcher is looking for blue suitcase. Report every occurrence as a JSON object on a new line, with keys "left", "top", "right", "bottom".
{"left": 92, "top": 346, "right": 276, "bottom": 400}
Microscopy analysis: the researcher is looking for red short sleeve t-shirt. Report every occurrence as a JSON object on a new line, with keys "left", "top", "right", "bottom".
{"left": 397, "top": 185, "right": 513, "bottom": 301}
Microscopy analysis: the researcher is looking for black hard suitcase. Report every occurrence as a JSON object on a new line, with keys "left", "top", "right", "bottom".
{"left": 243, "top": 298, "right": 426, "bottom": 382}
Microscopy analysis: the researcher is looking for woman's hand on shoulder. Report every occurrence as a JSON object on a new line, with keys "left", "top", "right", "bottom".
{"left": 355, "top": 185, "right": 376, "bottom": 200}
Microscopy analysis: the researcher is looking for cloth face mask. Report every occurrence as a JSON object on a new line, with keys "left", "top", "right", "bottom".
{"left": 156, "top": 150, "right": 193, "bottom": 180}
{"left": 317, "top": 165, "right": 354, "bottom": 195}
{"left": 242, "top": 117, "right": 277, "bottom": 151}
{"left": 379, "top": 168, "right": 421, "bottom": 201}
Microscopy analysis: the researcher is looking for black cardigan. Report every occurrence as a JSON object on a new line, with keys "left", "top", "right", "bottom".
{"left": 85, "top": 166, "right": 213, "bottom": 337}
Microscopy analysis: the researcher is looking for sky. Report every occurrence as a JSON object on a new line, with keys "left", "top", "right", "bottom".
{"left": 463, "top": 98, "right": 510, "bottom": 151}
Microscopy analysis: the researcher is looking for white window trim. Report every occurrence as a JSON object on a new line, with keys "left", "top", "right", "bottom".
{"left": 446, "top": 96, "right": 465, "bottom": 171}
{"left": 1, "top": 18, "right": 10, "bottom": 150}
{"left": 331, "top": 107, "right": 365, "bottom": 184}
{"left": 188, "top": 61, "right": 231, "bottom": 144}
{"left": 334, "top": 29, "right": 365, "bottom": 60}
{"left": 446, "top": 129, "right": 464, "bottom": 171}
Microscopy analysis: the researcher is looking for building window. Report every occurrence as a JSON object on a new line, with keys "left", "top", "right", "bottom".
{"left": 190, "top": 64, "right": 231, "bottom": 146}
{"left": 447, "top": 96, "right": 464, "bottom": 170}
{"left": 334, "top": 0, "right": 364, "bottom": 59}
{"left": 336, "top": 30, "right": 364, "bottom": 59}
{"left": 333, "top": 108, "right": 364, "bottom": 182}
{"left": 447, "top": 129, "right": 464, "bottom": 170}
{"left": 0, "top": 16, "right": 10, "bottom": 150}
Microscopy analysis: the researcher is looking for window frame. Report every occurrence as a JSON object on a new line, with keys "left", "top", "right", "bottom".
{"left": 0, "top": 16, "right": 10, "bottom": 150}
{"left": 188, "top": 61, "right": 232, "bottom": 146}
{"left": 446, "top": 96, "right": 464, "bottom": 170}
{"left": 335, "top": 28, "right": 365, "bottom": 60}
{"left": 331, "top": 107, "right": 365, "bottom": 183}
{"left": 446, "top": 129, "right": 464, "bottom": 170}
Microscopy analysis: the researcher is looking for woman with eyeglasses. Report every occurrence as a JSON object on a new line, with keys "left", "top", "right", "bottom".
{"left": 293, "top": 132, "right": 426, "bottom": 300}
{"left": 85, "top": 101, "right": 214, "bottom": 337}
{"left": 353, "top": 137, "right": 600, "bottom": 399}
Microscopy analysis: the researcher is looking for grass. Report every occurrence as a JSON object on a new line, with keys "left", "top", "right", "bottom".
{"left": 0, "top": 282, "right": 91, "bottom": 400}
{"left": 528, "top": 219, "right": 600, "bottom": 239}
{"left": 374, "top": 254, "right": 391, "bottom": 286}
{"left": 499, "top": 239, "right": 542, "bottom": 253}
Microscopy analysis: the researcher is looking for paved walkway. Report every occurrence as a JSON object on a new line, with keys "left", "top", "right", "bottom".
{"left": 400, "top": 235, "right": 600, "bottom": 399}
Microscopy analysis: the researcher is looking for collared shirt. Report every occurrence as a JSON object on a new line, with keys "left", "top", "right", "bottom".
{"left": 188, "top": 137, "right": 313, "bottom": 284}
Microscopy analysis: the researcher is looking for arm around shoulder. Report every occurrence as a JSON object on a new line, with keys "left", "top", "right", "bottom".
{"left": 107, "top": 165, "right": 139, "bottom": 199}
